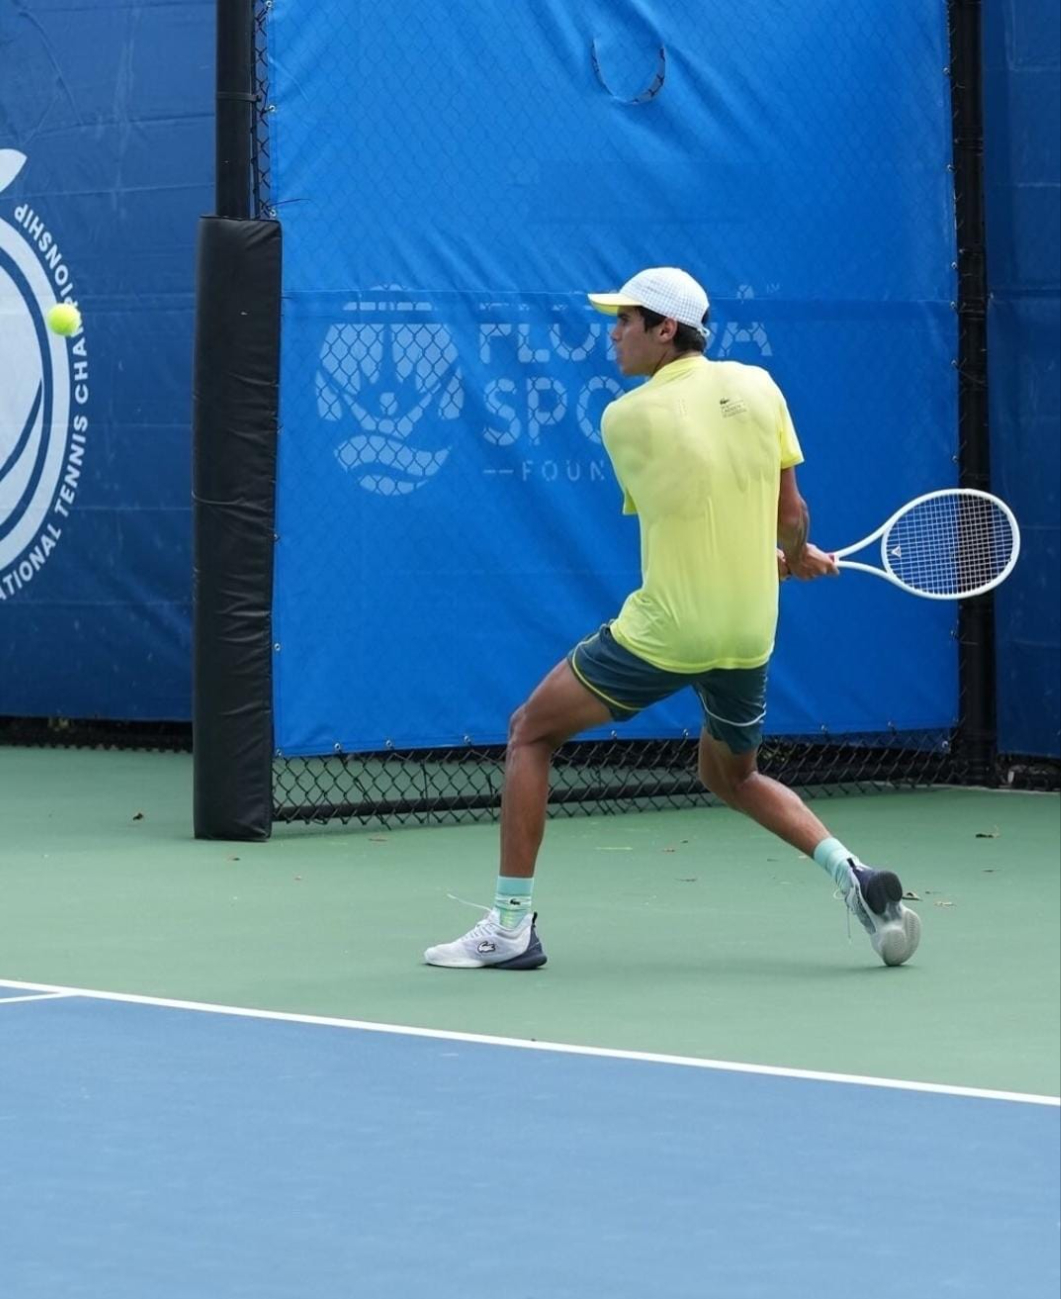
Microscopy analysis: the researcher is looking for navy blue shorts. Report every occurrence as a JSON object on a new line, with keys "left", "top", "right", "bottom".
{"left": 568, "top": 623, "right": 768, "bottom": 755}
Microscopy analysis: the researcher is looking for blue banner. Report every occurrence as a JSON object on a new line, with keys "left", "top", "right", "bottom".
{"left": 0, "top": 0, "right": 211, "bottom": 720}
{"left": 984, "top": 0, "right": 1061, "bottom": 758}
{"left": 265, "top": 0, "right": 960, "bottom": 754}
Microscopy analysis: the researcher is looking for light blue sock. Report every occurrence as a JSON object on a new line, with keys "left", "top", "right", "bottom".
{"left": 813, "top": 837, "right": 858, "bottom": 890}
{"left": 494, "top": 875, "right": 534, "bottom": 930}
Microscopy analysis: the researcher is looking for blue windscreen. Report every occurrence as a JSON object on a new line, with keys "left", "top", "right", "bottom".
{"left": 266, "top": 0, "right": 959, "bottom": 755}
{"left": 983, "top": 0, "right": 1061, "bottom": 758}
{"left": 0, "top": 0, "right": 211, "bottom": 720}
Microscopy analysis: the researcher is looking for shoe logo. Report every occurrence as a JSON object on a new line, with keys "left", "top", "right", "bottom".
{"left": 477, "top": 941, "right": 497, "bottom": 954}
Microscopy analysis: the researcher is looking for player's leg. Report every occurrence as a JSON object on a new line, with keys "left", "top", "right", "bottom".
{"left": 425, "top": 624, "right": 680, "bottom": 969}
{"left": 423, "top": 657, "right": 611, "bottom": 969}
{"left": 499, "top": 657, "right": 613, "bottom": 879}
{"left": 696, "top": 730, "right": 831, "bottom": 854}
{"left": 696, "top": 669, "right": 921, "bottom": 967}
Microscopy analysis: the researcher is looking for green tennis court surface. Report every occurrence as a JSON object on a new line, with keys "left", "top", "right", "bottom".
{"left": 1, "top": 747, "right": 1057, "bottom": 1097}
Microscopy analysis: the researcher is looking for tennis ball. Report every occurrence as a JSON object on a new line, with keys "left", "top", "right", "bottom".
{"left": 47, "top": 303, "right": 82, "bottom": 336}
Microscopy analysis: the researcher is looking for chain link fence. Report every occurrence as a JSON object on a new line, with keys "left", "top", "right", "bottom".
{"left": 273, "top": 730, "right": 970, "bottom": 827}
{"left": 251, "top": 0, "right": 273, "bottom": 219}
{"left": 0, "top": 717, "right": 192, "bottom": 753}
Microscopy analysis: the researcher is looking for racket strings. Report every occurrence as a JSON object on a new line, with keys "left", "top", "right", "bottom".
{"left": 884, "top": 494, "right": 1015, "bottom": 596}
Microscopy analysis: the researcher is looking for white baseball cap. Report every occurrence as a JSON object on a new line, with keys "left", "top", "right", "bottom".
{"left": 588, "top": 267, "right": 709, "bottom": 332}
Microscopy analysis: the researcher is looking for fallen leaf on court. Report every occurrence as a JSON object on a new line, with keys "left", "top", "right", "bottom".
{"left": 226, "top": 855, "right": 240, "bottom": 862}
{"left": 933, "top": 900, "right": 955, "bottom": 908}
{"left": 293, "top": 875, "right": 302, "bottom": 881}
{"left": 982, "top": 869, "right": 995, "bottom": 873}
{"left": 369, "top": 835, "right": 388, "bottom": 842}
{"left": 677, "top": 877, "right": 698, "bottom": 883}
{"left": 131, "top": 812, "right": 144, "bottom": 821}
{"left": 903, "top": 890, "right": 921, "bottom": 900}
{"left": 663, "top": 847, "right": 676, "bottom": 853}
{"left": 975, "top": 827, "right": 1000, "bottom": 838}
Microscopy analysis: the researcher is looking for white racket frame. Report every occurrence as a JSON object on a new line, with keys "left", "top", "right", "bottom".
{"left": 832, "top": 488, "right": 1021, "bottom": 600}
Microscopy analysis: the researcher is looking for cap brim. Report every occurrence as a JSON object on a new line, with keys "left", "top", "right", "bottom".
{"left": 587, "top": 292, "right": 641, "bottom": 315}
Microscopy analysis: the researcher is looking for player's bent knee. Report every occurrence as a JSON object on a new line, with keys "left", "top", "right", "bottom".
{"left": 508, "top": 703, "right": 561, "bottom": 752}
{"left": 700, "top": 756, "right": 760, "bottom": 809}
{"left": 507, "top": 704, "right": 530, "bottom": 745}
{"left": 725, "top": 768, "right": 761, "bottom": 810}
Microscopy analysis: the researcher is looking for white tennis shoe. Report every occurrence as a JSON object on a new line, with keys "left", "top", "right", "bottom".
{"left": 844, "top": 861, "right": 921, "bottom": 966}
{"left": 424, "top": 907, "right": 547, "bottom": 970}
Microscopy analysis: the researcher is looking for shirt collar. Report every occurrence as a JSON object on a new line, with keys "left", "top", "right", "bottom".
{"left": 646, "top": 354, "right": 707, "bottom": 387}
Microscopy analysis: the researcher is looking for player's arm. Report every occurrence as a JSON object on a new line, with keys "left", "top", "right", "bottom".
{"left": 777, "top": 469, "right": 838, "bottom": 579}
{"left": 777, "top": 467, "right": 809, "bottom": 569}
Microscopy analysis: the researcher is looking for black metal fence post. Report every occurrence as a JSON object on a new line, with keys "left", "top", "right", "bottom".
{"left": 216, "top": 0, "right": 254, "bottom": 220}
{"left": 949, "top": 0, "right": 998, "bottom": 785}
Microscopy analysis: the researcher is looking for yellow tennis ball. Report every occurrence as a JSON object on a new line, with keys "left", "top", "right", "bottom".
{"left": 47, "top": 303, "right": 82, "bottom": 336}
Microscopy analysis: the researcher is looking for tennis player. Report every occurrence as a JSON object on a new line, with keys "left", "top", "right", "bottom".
{"left": 425, "top": 267, "right": 921, "bottom": 971}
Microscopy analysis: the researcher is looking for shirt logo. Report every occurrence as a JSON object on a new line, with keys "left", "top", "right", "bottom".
{"left": 719, "top": 397, "right": 747, "bottom": 418}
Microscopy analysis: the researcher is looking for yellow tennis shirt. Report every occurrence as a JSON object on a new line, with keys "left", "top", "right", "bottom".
{"left": 601, "top": 354, "right": 804, "bottom": 672}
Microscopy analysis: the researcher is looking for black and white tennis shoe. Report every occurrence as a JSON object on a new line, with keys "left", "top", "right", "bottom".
{"left": 844, "top": 861, "right": 921, "bottom": 966}
{"left": 424, "top": 907, "right": 547, "bottom": 970}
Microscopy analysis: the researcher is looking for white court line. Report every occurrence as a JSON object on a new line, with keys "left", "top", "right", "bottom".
{"left": 0, "top": 991, "right": 74, "bottom": 1006}
{"left": 1, "top": 977, "right": 1058, "bottom": 1109}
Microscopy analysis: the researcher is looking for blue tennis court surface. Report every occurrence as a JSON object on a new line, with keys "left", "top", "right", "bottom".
{"left": 1, "top": 982, "right": 1058, "bottom": 1299}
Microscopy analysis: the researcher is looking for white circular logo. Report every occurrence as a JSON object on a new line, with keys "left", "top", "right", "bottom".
{"left": 0, "top": 150, "right": 88, "bottom": 600}
{"left": 317, "top": 293, "right": 462, "bottom": 497}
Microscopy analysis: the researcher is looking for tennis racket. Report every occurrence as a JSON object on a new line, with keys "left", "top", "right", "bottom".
{"left": 831, "top": 489, "right": 1020, "bottom": 599}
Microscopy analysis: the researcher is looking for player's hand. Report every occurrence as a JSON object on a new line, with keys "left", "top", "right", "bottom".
{"left": 781, "top": 543, "right": 839, "bottom": 581}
